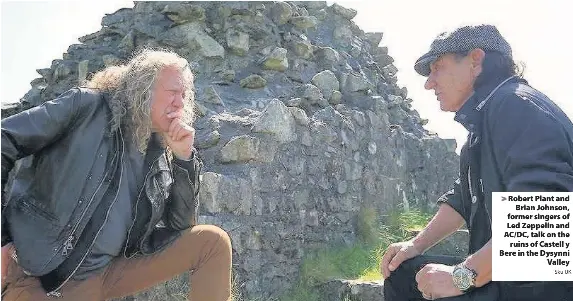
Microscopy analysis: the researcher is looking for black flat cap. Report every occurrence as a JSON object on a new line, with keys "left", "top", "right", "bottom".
{"left": 414, "top": 24, "right": 513, "bottom": 76}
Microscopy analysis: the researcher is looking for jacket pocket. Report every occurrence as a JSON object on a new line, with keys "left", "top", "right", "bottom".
{"left": 8, "top": 196, "right": 65, "bottom": 275}
{"left": 18, "top": 198, "right": 58, "bottom": 224}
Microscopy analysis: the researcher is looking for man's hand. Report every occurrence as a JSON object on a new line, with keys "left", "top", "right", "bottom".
{"left": 381, "top": 240, "right": 423, "bottom": 279}
{"left": 162, "top": 112, "right": 195, "bottom": 160}
{"left": 415, "top": 263, "right": 462, "bottom": 300}
{"left": 2, "top": 243, "right": 14, "bottom": 288}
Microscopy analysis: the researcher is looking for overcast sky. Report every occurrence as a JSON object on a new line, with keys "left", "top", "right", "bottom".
{"left": 1, "top": 0, "right": 571, "bottom": 153}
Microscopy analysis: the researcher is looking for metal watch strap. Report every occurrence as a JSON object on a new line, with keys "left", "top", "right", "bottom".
{"left": 453, "top": 264, "right": 477, "bottom": 292}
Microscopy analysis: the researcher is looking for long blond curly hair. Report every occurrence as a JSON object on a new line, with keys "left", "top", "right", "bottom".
{"left": 86, "top": 48, "right": 195, "bottom": 153}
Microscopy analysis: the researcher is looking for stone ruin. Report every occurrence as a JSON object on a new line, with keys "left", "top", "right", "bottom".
{"left": 2, "top": 2, "right": 461, "bottom": 300}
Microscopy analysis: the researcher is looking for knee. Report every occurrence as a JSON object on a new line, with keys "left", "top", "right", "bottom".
{"left": 383, "top": 258, "right": 423, "bottom": 301}
{"left": 393, "top": 257, "right": 421, "bottom": 275}
{"left": 384, "top": 257, "right": 420, "bottom": 285}
{"left": 212, "top": 225, "right": 232, "bottom": 253}
{"left": 194, "top": 225, "right": 232, "bottom": 254}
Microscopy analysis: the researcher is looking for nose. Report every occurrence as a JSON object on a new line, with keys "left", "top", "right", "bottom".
{"left": 424, "top": 74, "right": 436, "bottom": 90}
{"left": 172, "top": 93, "right": 184, "bottom": 108}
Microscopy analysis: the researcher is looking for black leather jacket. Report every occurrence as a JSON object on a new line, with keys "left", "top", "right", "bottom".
{"left": 1, "top": 88, "right": 202, "bottom": 294}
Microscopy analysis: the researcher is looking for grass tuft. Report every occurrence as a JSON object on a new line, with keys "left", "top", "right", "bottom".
{"left": 278, "top": 208, "right": 433, "bottom": 301}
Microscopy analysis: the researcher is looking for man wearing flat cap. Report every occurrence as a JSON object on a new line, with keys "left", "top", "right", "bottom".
{"left": 381, "top": 24, "right": 573, "bottom": 300}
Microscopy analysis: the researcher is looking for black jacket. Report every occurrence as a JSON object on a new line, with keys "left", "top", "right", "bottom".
{"left": 436, "top": 76, "right": 573, "bottom": 299}
{"left": 439, "top": 76, "right": 573, "bottom": 253}
{"left": 1, "top": 88, "right": 202, "bottom": 294}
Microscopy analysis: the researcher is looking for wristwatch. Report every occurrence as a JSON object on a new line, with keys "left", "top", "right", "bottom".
{"left": 452, "top": 264, "right": 477, "bottom": 292}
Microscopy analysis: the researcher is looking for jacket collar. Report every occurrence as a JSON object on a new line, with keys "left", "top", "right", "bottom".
{"left": 454, "top": 76, "right": 520, "bottom": 131}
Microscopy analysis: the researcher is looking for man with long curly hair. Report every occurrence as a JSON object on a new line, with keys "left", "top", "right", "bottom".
{"left": 1, "top": 49, "right": 232, "bottom": 301}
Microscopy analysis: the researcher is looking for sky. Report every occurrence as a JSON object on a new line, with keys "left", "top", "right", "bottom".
{"left": 1, "top": 0, "right": 571, "bottom": 153}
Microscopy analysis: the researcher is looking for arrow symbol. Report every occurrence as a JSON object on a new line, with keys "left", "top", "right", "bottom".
{"left": 501, "top": 196, "right": 507, "bottom": 201}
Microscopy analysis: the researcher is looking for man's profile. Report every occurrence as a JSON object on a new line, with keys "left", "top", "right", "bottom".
{"left": 381, "top": 24, "right": 573, "bottom": 301}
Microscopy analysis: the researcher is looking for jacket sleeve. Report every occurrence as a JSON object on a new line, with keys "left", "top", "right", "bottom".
{"left": 164, "top": 149, "right": 203, "bottom": 231}
{"left": 1, "top": 88, "right": 82, "bottom": 245}
{"left": 488, "top": 93, "right": 573, "bottom": 192}
{"left": 436, "top": 178, "right": 469, "bottom": 223}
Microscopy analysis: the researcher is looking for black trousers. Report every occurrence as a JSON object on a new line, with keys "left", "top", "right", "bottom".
{"left": 383, "top": 255, "right": 573, "bottom": 301}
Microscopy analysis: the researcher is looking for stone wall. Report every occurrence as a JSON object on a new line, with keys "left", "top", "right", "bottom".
{"left": 2, "top": 2, "right": 459, "bottom": 300}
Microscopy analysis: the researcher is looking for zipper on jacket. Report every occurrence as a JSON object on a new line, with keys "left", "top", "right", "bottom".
{"left": 62, "top": 150, "right": 118, "bottom": 257}
{"left": 126, "top": 152, "right": 201, "bottom": 258}
{"left": 467, "top": 166, "right": 474, "bottom": 201}
{"left": 46, "top": 291, "right": 62, "bottom": 298}
{"left": 35, "top": 145, "right": 120, "bottom": 276}
{"left": 138, "top": 156, "right": 199, "bottom": 257}
{"left": 61, "top": 235, "right": 74, "bottom": 257}
{"left": 47, "top": 131, "right": 125, "bottom": 297}
{"left": 467, "top": 165, "right": 478, "bottom": 227}
{"left": 123, "top": 156, "right": 161, "bottom": 259}
{"left": 480, "top": 178, "right": 493, "bottom": 223}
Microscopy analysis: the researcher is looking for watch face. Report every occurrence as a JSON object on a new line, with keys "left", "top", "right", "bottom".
{"left": 452, "top": 267, "right": 473, "bottom": 291}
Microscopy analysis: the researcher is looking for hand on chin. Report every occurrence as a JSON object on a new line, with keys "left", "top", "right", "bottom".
{"left": 160, "top": 115, "right": 195, "bottom": 160}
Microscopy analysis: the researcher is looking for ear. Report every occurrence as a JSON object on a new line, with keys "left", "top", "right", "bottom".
{"left": 469, "top": 48, "right": 486, "bottom": 75}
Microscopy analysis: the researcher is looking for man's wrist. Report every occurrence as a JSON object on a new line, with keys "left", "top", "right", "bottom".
{"left": 462, "top": 254, "right": 490, "bottom": 288}
{"left": 410, "top": 236, "right": 429, "bottom": 254}
{"left": 452, "top": 263, "right": 477, "bottom": 292}
{"left": 174, "top": 146, "right": 194, "bottom": 161}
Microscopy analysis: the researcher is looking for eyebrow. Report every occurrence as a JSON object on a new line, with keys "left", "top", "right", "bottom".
{"left": 430, "top": 57, "right": 444, "bottom": 70}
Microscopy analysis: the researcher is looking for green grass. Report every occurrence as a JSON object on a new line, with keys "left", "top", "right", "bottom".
{"left": 278, "top": 207, "right": 433, "bottom": 301}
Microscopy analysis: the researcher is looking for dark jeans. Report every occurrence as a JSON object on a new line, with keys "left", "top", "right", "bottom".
{"left": 383, "top": 255, "right": 573, "bottom": 301}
